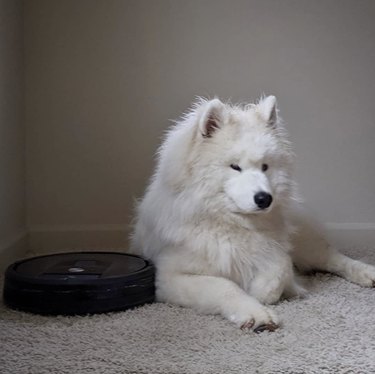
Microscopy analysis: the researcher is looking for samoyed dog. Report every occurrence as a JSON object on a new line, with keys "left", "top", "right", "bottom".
{"left": 131, "top": 96, "right": 375, "bottom": 333}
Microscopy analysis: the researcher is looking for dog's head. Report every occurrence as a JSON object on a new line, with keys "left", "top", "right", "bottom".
{"left": 158, "top": 96, "right": 296, "bottom": 216}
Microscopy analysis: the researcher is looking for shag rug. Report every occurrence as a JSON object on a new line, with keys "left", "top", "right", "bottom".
{"left": 1, "top": 248, "right": 375, "bottom": 374}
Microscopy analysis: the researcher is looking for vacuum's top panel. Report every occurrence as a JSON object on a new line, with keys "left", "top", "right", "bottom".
{"left": 15, "top": 252, "right": 147, "bottom": 280}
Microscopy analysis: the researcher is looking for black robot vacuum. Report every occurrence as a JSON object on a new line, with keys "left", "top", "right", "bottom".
{"left": 3, "top": 252, "right": 155, "bottom": 316}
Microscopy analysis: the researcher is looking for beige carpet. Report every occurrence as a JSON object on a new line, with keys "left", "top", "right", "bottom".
{"left": 1, "top": 248, "right": 375, "bottom": 374}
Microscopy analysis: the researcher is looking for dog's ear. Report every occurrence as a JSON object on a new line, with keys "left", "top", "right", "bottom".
{"left": 256, "top": 95, "right": 278, "bottom": 127}
{"left": 198, "top": 98, "right": 226, "bottom": 138}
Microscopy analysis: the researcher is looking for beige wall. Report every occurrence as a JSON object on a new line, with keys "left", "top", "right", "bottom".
{"left": 24, "top": 0, "right": 375, "bottom": 250}
{"left": 0, "top": 0, "right": 26, "bottom": 263}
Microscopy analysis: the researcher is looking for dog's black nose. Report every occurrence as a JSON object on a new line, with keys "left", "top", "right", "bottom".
{"left": 254, "top": 192, "right": 273, "bottom": 209}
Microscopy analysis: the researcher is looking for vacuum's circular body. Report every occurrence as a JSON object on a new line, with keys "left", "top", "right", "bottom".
{"left": 3, "top": 252, "right": 155, "bottom": 315}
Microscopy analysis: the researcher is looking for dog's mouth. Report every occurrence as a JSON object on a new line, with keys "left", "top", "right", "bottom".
{"left": 255, "top": 205, "right": 273, "bottom": 213}
{"left": 226, "top": 195, "right": 274, "bottom": 216}
{"left": 232, "top": 206, "right": 273, "bottom": 216}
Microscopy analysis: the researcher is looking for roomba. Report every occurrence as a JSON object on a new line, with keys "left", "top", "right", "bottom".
{"left": 3, "top": 252, "right": 155, "bottom": 315}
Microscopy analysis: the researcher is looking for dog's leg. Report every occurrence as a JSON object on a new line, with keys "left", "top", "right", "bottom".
{"left": 291, "top": 223, "right": 375, "bottom": 287}
{"left": 156, "top": 272, "right": 279, "bottom": 332}
{"left": 247, "top": 252, "right": 307, "bottom": 304}
{"left": 322, "top": 249, "right": 375, "bottom": 287}
{"left": 248, "top": 273, "right": 307, "bottom": 303}
{"left": 283, "top": 277, "right": 309, "bottom": 299}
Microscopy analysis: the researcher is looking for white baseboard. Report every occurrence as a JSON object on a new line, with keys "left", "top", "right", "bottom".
{"left": 325, "top": 222, "right": 375, "bottom": 250}
{"left": 28, "top": 224, "right": 130, "bottom": 253}
{"left": 0, "top": 230, "right": 29, "bottom": 271}
{"left": 27, "top": 222, "right": 375, "bottom": 255}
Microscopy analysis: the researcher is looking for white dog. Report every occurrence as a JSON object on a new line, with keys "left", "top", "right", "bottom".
{"left": 130, "top": 96, "right": 375, "bottom": 333}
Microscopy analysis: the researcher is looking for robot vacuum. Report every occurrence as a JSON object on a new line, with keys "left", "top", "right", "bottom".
{"left": 3, "top": 252, "right": 155, "bottom": 316}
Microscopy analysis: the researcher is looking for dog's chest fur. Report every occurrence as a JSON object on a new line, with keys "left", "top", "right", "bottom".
{"left": 183, "top": 213, "right": 293, "bottom": 289}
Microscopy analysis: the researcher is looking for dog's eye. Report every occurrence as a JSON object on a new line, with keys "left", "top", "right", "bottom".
{"left": 262, "top": 163, "right": 269, "bottom": 172}
{"left": 230, "top": 164, "right": 242, "bottom": 172}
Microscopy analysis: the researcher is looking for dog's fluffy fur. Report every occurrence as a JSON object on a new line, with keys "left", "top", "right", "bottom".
{"left": 131, "top": 96, "right": 375, "bottom": 332}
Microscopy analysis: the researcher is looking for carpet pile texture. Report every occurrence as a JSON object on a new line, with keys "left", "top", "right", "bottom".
{"left": 1, "top": 248, "right": 375, "bottom": 374}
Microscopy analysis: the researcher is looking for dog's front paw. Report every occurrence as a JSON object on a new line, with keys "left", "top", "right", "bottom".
{"left": 227, "top": 298, "right": 280, "bottom": 333}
